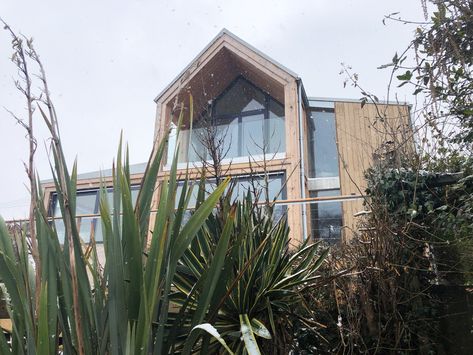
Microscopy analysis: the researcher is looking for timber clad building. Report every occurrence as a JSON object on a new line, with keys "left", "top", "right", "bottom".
{"left": 43, "top": 29, "right": 412, "bottom": 247}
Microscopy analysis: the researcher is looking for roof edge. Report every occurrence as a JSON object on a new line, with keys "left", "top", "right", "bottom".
{"left": 153, "top": 28, "right": 299, "bottom": 103}
{"left": 307, "top": 96, "right": 411, "bottom": 107}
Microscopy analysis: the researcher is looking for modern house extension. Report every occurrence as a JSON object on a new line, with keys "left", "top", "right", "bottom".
{"left": 42, "top": 29, "right": 412, "bottom": 247}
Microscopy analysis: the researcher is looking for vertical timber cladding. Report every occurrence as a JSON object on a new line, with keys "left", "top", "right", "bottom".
{"left": 335, "top": 101, "right": 411, "bottom": 240}
{"left": 284, "top": 80, "right": 303, "bottom": 247}
{"left": 302, "top": 106, "right": 312, "bottom": 244}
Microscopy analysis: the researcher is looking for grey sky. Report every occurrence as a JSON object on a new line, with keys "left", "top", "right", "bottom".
{"left": 0, "top": 0, "right": 426, "bottom": 219}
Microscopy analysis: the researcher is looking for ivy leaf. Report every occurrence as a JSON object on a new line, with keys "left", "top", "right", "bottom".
{"left": 396, "top": 70, "right": 412, "bottom": 81}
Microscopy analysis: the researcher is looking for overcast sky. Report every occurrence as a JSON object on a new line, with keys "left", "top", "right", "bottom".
{"left": 0, "top": 0, "right": 427, "bottom": 219}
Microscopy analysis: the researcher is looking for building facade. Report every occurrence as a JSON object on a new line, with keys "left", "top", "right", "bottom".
{"left": 43, "top": 29, "right": 412, "bottom": 247}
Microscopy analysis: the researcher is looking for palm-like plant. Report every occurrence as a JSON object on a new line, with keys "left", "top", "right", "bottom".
{"left": 170, "top": 194, "right": 329, "bottom": 354}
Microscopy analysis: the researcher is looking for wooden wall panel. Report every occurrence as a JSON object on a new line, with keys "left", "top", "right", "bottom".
{"left": 283, "top": 80, "right": 303, "bottom": 248}
{"left": 335, "top": 101, "right": 411, "bottom": 239}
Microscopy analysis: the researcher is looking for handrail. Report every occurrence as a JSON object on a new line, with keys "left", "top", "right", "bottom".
{"left": 4, "top": 194, "right": 364, "bottom": 223}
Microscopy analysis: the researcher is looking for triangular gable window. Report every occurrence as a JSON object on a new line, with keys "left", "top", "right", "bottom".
{"left": 176, "top": 77, "right": 285, "bottom": 164}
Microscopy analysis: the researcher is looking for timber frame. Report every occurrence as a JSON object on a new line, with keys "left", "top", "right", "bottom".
{"left": 152, "top": 29, "right": 304, "bottom": 246}
{"left": 41, "top": 29, "right": 413, "bottom": 247}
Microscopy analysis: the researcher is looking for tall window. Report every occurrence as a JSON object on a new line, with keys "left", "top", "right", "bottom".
{"left": 309, "top": 189, "right": 342, "bottom": 244}
{"left": 177, "top": 77, "right": 285, "bottom": 163}
{"left": 306, "top": 104, "right": 343, "bottom": 243}
{"left": 307, "top": 108, "right": 339, "bottom": 178}
{"left": 51, "top": 186, "right": 140, "bottom": 243}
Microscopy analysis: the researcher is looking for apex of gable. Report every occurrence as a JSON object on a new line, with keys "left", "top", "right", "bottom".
{"left": 154, "top": 29, "right": 299, "bottom": 103}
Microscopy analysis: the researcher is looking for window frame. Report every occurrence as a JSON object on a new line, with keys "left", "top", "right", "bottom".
{"left": 305, "top": 102, "right": 344, "bottom": 243}
{"left": 175, "top": 171, "right": 287, "bottom": 208}
{"left": 309, "top": 188, "right": 343, "bottom": 244}
{"left": 167, "top": 76, "right": 286, "bottom": 168}
{"left": 306, "top": 106, "right": 340, "bottom": 180}
{"left": 211, "top": 77, "right": 285, "bottom": 158}
{"left": 49, "top": 185, "right": 140, "bottom": 244}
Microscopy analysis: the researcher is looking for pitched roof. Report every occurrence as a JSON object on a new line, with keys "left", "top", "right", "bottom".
{"left": 154, "top": 28, "right": 299, "bottom": 103}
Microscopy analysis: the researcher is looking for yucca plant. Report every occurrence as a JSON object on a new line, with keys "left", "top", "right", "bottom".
{"left": 169, "top": 193, "right": 329, "bottom": 354}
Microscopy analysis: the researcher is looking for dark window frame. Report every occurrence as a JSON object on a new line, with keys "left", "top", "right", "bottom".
{"left": 307, "top": 107, "right": 340, "bottom": 178}
{"left": 192, "top": 76, "right": 285, "bottom": 158}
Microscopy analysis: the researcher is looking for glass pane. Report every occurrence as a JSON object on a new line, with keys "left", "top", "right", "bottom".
{"left": 76, "top": 192, "right": 98, "bottom": 215}
{"left": 167, "top": 122, "right": 178, "bottom": 165}
{"left": 231, "top": 178, "right": 252, "bottom": 201}
{"left": 52, "top": 192, "right": 98, "bottom": 243}
{"left": 175, "top": 182, "right": 201, "bottom": 209}
{"left": 224, "top": 174, "right": 286, "bottom": 209}
{"left": 54, "top": 218, "right": 66, "bottom": 244}
{"left": 216, "top": 116, "right": 239, "bottom": 159}
{"left": 268, "top": 100, "right": 285, "bottom": 153}
{"left": 308, "top": 109, "right": 339, "bottom": 178}
{"left": 176, "top": 79, "right": 285, "bottom": 164}
{"left": 94, "top": 218, "right": 103, "bottom": 243}
{"left": 214, "top": 79, "right": 265, "bottom": 116}
{"left": 242, "top": 114, "right": 264, "bottom": 156}
{"left": 266, "top": 174, "right": 285, "bottom": 201}
{"left": 78, "top": 217, "right": 94, "bottom": 242}
{"left": 188, "top": 127, "right": 208, "bottom": 162}
{"left": 51, "top": 195, "right": 65, "bottom": 243}
{"left": 51, "top": 187, "right": 140, "bottom": 244}
{"left": 131, "top": 186, "right": 140, "bottom": 206}
{"left": 176, "top": 174, "right": 285, "bottom": 207}
{"left": 310, "top": 189, "right": 342, "bottom": 244}
{"left": 176, "top": 128, "right": 189, "bottom": 163}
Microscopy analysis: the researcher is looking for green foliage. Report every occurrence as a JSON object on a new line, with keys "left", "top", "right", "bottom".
{"left": 396, "top": 0, "right": 473, "bottom": 146}
{"left": 0, "top": 128, "right": 232, "bottom": 354}
{"left": 365, "top": 166, "right": 446, "bottom": 227}
{"left": 169, "top": 195, "right": 328, "bottom": 354}
{"left": 0, "top": 132, "right": 329, "bottom": 354}
{"left": 365, "top": 160, "right": 473, "bottom": 249}
{"left": 309, "top": 159, "right": 473, "bottom": 353}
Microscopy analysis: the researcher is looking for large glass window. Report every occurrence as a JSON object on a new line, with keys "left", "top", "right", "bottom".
{"left": 307, "top": 108, "right": 339, "bottom": 178}
{"left": 177, "top": 77, "right": 285, "bottom": 163}
{"left": 175, "top": 173, "right": 287, "bottom": 221}
{"left": 214, "top": 78, "right": 265, "bottom": 115}
{"left": 51, "top": 186, "right": 140, "bottom": 243}
{"left": 309, "top": 189, "right": 343, "bottom": 244}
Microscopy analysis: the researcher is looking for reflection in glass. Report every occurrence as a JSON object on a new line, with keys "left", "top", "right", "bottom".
{"left": 216, "top": 116, "right": 240, "bottom": 158}
{"left": 188, "top": 126, "right": 208, "bottom": 162}
{"left": 310, "top": 189, "right": 342, "bottom": 244}
{"left": 53, "top": 202, "right": 66, "bottom": 244}
{"left": 76, "top": 192, "right": 97, "bottom": 215}
{"left": 307, "top": 109, "right": 339, "bottom": 178}
{"left": 268, "top": 100, "right": 285, "bottom": 153}
{"left": 178, "top": 77, "right": 285, "bottom": 163}
{"left": 241, "top": 114, "right": 264, "bottom": 156}
{"left": 175, "top": 173, "right": 287, "bottom": 222}
{"left": 214, "top": 79, "right": 265, "bottom": 116}
{"left": 51, "top": 185, "right": 140, "bottom": 244}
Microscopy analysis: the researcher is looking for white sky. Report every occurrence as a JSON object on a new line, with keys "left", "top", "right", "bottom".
{"left": 0, "top": 0, "right": 427, "bottom": 219}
